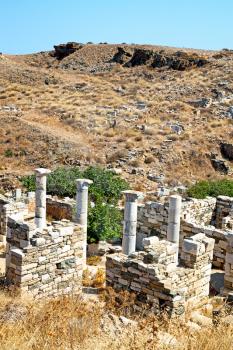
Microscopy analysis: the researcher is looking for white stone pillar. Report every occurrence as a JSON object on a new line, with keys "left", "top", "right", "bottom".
{"left": 15, "top": 188, "right": 22, "bottom": 201}
{"left": 34, "top": 168, "right": 51, "bottom": 229}
{"left": 122, "top": 190, "right": 142, "bottom": 255}
{"left": 167, "top": 195, "right": 182, "bottom": 264}
{"left": 76, "top": 179, "right": 93, "bottom": 263}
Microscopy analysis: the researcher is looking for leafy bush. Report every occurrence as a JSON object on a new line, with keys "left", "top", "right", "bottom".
{"left": 21, "top": 166, "right": 128, "bottom": 202}
{"left": 187, "top": 179, "right": 233, "bottom": 199}
{"left": 21, "top": 166, "right": 129, "bottom": 242}
{"left": 87, "top": 202, "right": 123, "bottom": 243}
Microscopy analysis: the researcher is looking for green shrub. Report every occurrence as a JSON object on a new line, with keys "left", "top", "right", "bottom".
{"left": 187, "top": 179, "right": 233, "bottom": 199}
{"left": 21, "top": 166, "right": 128, "bottom": 202}
{"left": 21, "top": 166, "right": 129, "bottom": 242}
{"left": 4, "top": 149, "right": 13, "bottom": 158}
{"left": 87, "top": 202, "right": 123, "bottom": 243}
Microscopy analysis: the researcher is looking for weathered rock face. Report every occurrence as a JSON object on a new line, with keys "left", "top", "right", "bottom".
{"left": 111, "top": 47, "right": 132, "bottom": 64}
{"left": 53, "top": 42, "right": 84, "bottom": 59}
{"left": 152, "top": 51, "right": 208, "bottom": 70}
{"left": 211, "top": 158, "right": 229, "bottom": 174}
{"left": 220, "top": 143, "right": 233, "bottom": 161}
{"left": 125, "top": 49, "right": 154, "bottom": 67}
{"left": 114, "top": 48, "right": 208, "bottom": 71}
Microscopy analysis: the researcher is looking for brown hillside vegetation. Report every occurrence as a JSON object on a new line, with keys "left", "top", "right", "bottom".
{"left": 0, "top": 291, "right": 232, "bottom": 350}
{"left": 0, "top": 43, "right": 233, "bottom": 190}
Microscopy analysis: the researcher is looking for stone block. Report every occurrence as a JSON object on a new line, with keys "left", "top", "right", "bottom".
{"left": 182, "top": 240, "right": 205, "bottom": 256}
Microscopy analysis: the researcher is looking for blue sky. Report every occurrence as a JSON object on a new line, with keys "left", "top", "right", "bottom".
{"left": 1, "top": 0, "right": 232, "bottom": 54}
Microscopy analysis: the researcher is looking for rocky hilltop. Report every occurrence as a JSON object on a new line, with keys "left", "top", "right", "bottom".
{"left": 0, "top": 42, "right": 233, "bottom": 191}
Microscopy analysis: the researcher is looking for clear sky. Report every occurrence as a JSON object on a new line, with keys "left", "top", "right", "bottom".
{"left": 1, "top": 0, "right": 232, "bottom": 54}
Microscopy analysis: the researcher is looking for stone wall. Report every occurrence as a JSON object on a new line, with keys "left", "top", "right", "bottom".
{"left": 180, "top": 221, "right": 228, "bottom": 269}
{"left": 46, "top": 196, "right": 75, "bottom": 221}
{"left": 223, "top": 232, "right": 233, "bottom": 299}
{"left": 215, "top": 196, "right": 233, "bottom": 229}
{"left": 6, "top": 217, "right": 84, "bottom": 298}
{"left": 106, "top": 233, "right": 214, "bottom": 317}
{"left": 0, "top": 196, "right": 28, "bottom": 243}
{"left": 136, "top": 196, "right": 233, "bottom": 268}
{"left": 136, "top": 197, "right": 216, "bottom": 250}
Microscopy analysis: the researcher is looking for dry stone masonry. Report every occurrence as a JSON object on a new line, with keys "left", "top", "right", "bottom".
{"left": 106, "top": 233, "right": 214, "bottom": 316}
{"left": 1, "top": 169, "right": 233, "bottom": 313}
{"left": 6, "top": 218, "right": 84, "bottom": 298}
{"left": 136, "top": 196, "right": 233, "bottom": 268}
{"left": 223, "top": 232, "right": 233, "bottom": 300}
{"left": 4, "top": 168, "right": 88, "bottom": 298}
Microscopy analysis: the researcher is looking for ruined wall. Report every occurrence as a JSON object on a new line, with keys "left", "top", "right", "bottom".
{"left": 137, "top": 197, "right": 216, "bottom": 249}
{"left": 0, "top": 197, "right": 28, "bottom": 243}
{"left": 181, "top": 221, "right": 228, "bottom": 269}
{"left": 137, "top": 196, "right": 232, "bottom": 268}
{"left": 6, "top": 217, "right": 84, "bottom": 298}
{"left": 223, "top": 233, "right": 233, "bottom": 298}
{"left": 215, "top": 196, "right": 233, "bottom": 229}
{"left": 106, "top": 233, "right": 214, "bottom": 317}
{"left": 46, "top": 197, "right": 75, "bottom": 221}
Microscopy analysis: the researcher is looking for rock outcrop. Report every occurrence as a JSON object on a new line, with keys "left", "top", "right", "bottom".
{"left": 220, "top": 143, "right": 233, "bottom": 161}
{"left": 111, "top": 47, "right": 132, "bottom": 64}
{"left": 53, "top": 42, "right": 84, "bottom": 59}
{"left": 113, "top": 48, "right": 209, "bottom": 71}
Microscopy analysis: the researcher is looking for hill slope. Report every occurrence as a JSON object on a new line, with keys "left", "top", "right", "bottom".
{"left": 0, "top": 43, "right": 233, "bottom": 191}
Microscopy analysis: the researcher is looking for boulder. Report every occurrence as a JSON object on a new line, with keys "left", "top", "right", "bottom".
{"left": 211, "top": 158, "right": 229, "bottom": 174}
{"left": 227, "top": 106, "right": 233, "bottom": 118}
{"left": 190, "top": 311, "right": 212, "bottom": 327}
{"left": 188, "top": 98, "right": 212, "bottom": 108}
{"left": 220, "top": 143, "right": 233, "bottom": 161}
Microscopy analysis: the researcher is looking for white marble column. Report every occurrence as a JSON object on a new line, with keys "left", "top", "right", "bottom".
{"left": 34, "top": 168, "right": 51, "bottom": 229}
{"left": 167, "top": 195, "right": 182, "bottom": 264}
{"left": 76, "top": 179, "right": 93, "bottom": 263}
{"left": 122, "top": 190, "right": 142, "bottom": 255}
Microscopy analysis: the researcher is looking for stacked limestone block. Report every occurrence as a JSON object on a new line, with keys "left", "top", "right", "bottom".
{"left": 106, "top": 233, "right": 214, "bottom": 317}
{"left": 137, "top": 197, "right": 216, "bottom": 251}
{"left": 180, "top": 221, "right": 228, "bottom": 269}
{"left": 181, "top": 197, "right": 216, "bottom": 224}
{"left": 6, "top": 217, "right": 84, "bottom": 298}
{"left": 215, "top": 196, "right": 233, "bottom": 229}
{"left": 137, "top": 202, "right": 169, "bottom": 249}
{"left": 223, "top": 233, "right": 233, "bottom": 300}
{"left": 0, "top": 196, "right": 29, "bottom": 244}
{"left": 46, "top": 196, "right": 75, "bottom": 221}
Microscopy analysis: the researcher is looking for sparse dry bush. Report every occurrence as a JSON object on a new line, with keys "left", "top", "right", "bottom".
{"left": 129, "top": 159, "right": 141, "bottom": 167}
{"left": 144, "top": 156, "right": 155, "bottom": 164}
{"left": 107, "top": 149, "right": 128, "bottom": 163}
{"left": 134, "top": 135, "right": 143, "bottom": 142}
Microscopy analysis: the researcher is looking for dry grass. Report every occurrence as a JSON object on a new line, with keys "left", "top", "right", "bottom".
{"left": 0, "top": 290, "right": 232, "bottom": 350}
{"left": 1, "top": 44, "right": 233, "bottom": 189}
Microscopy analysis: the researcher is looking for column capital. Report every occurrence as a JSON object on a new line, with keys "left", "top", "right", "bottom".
{"left": 122, "top": 190, "right": 143, "bottom": 202}
{"left": 76, "top": 179, "right": 93, "bottom": 188}
{"left": 34, "top": 168, "right": 51, "bottom": 176}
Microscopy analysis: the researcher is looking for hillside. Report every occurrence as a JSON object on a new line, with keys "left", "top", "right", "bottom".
{"left": 0, "top": 43, "right": 233, "bottom": 191}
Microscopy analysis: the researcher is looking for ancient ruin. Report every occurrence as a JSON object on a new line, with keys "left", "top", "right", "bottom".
{"left": 0, "top": 170, "right": 233, "bottom": 312}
